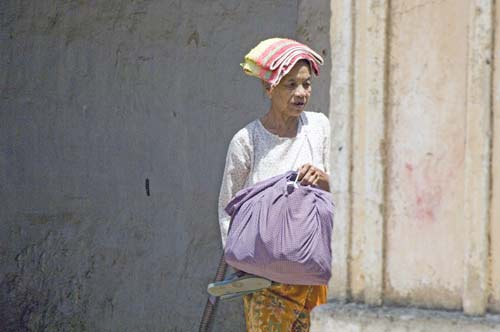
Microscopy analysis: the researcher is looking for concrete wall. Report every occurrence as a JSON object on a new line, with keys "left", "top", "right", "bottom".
{"left": 327, "top": 0, "right": 499, "bottom": 321}
{"left": 315, "top": 1, "right": 500, "bottom": 331}
{"left": 491, "top": 0, "right": 500, "bottom": 313}
{"left": 313, "top": 302, "right": 500, "bottom": 332}
{"left": 385, "top": 0, "right": 469, "bottom": 310}
{"left": 0, "top": 1, "right": 301, "bottom": 331}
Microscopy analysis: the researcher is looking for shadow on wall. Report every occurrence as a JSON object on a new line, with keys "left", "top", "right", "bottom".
{"left": 0, "top": 0, "right": 334, "bottom": 331}
{"left": 297, "top": 0, "right": 332, "bottom": 118}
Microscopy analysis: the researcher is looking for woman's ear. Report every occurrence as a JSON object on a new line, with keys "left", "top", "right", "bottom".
{"left": 265, "top": 87, "right": 273, "bottom": 99}
{"left": 262, "top": 81, "right": 273, "bottom": 99}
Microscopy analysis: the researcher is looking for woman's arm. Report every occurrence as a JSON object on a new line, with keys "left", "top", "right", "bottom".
{"left": 218, "top": 130, "right": 252, "bottom": 247}
{"left": 297, "top": 113, "right": 331, "bottom": 191}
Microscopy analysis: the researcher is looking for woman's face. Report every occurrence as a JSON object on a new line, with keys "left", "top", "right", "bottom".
{"left": 267, "top": 61, "right": 312, "bottom": 117}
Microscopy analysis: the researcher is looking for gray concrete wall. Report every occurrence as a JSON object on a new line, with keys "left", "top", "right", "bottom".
{"left": 0, "top": 1, "right": 300, "bottom": 331}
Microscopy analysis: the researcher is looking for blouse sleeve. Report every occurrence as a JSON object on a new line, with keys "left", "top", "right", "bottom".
{"left": 218, "top": 129, "right": 252, "bottom": 247}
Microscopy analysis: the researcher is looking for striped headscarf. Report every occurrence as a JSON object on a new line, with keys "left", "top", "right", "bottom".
{"left": 241, "top": 38, "right": 324, "bottom": 87}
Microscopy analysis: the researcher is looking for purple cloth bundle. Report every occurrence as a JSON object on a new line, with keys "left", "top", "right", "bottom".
{"left": 224, "top": 171, "right": 335, "bottom": 285}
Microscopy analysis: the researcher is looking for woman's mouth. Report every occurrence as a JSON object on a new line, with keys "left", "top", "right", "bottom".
{"left": 292, "top": 101, "right": 306, "bottom": 108}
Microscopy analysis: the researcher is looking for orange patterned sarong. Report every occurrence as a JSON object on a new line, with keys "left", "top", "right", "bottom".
{"left": 243, "top": 283, "right": 327, "bottom": 332}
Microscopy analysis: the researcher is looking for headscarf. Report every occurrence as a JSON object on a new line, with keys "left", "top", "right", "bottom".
{"left": 241, "top": 38, "right": 324, "bottom": 87}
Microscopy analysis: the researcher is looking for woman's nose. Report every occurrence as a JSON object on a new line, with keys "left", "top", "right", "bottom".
{"left": 295, "top": 85, "right": 307, "bottom": 97}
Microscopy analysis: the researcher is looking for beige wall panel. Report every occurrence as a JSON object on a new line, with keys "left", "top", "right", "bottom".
{"left": 385, "top": 0, "right": 469, "bottom": 309}
{"left": 462, "top": 0, "right": 493, "bottom": 316}
{"left": 490, "top": 1, "right": 500, "bottom": 313}
{"left": 492, "top": 117, "right": 500, "bottom": 313}
{"left": 491, "top": 97, "right": 500, "bottom": 312}
{"left": 351, "top": 0, "right": 388, "bottom": 304}
{"left": 328, "top": 0, "right": 354, "bottom": 301}
{"left": 351, "top": 0, "right": 388, "bottom": 305}
{"left": 350, "top": 0, "right": 368, "bottom": 300}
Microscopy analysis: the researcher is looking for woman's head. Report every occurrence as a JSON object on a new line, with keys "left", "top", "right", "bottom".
{"left": 264, "top": 60, "right": 312, "bottom": 118}
{"left": 241, "top": 37, "right": 323, "bottom": 88}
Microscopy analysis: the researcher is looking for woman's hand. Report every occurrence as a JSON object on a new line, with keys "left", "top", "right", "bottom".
{"left": 297, "top": 163, "right": 330, "bottom": 192}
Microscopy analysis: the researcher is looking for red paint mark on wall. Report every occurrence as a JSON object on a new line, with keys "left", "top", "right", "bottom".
{"left": 405, "top": 163, "right": 442, "bottom": 222}
{"left": 413, "top": 187, "right": 442, "bottom": 222}
{"left": 404, "top": 156, "right": 447, "bottom": 223}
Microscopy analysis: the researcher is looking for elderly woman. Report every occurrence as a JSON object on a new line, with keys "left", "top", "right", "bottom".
{"left": 218, "top": 38, "right": 331, "bottom": 332}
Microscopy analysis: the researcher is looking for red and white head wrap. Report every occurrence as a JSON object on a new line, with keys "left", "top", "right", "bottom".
{"left": 241, "top": 38, "right": 324, "bottom": 87}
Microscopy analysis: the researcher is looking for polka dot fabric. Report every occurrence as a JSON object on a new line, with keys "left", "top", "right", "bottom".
{"left": 224, "top": 171, "right": 334, "bottom": 285}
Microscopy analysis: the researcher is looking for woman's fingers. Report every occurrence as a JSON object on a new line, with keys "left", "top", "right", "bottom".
{"left": 302, "top": 169, "right": 316, "bottom": 184}
{"left": 297, "top": 164, "right": 329, "bottom": 190}
{"left": 297, "top": 163, "right": 312, "bottom": 181}
{"left": 312, "top": 173, "right": 320, "bottom": 186}
{"left": 299, "top": 164, "right": 319, "bottom": 185}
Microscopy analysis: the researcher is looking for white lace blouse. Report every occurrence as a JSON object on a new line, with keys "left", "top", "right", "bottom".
{"left": 218, "top": 111, "right": 331, "bottom": 246}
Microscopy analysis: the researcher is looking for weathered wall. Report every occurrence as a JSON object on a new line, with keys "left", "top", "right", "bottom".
{"left": 0, "top": 1, "right": 299, "bottom": 331}
{"left": 327, "top": 0, "right": 499, "bottom": 318}
{"left": 297, "top": 0, "right": 332, "bottom": 117}
{"left": 385, "top": 0, "right": 469, "bottom": 310}
{"left": 312, "top": 302, "right": 500, "bottom": 332}
{"left": 491, "top": 0, "right": 500, "bottom": 313}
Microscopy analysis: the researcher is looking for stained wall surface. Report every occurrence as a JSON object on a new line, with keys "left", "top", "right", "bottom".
{"left": 491, "top": 0, "right": 500, "bottom": 312}
{"left": 385, "top": 0, "right": 469, "bottom": 310}
{"left": 0, "top": 1, "right": 299, "bottom": 331}
{"left": 328, "top": 0, "right": 499, "bottom": 317}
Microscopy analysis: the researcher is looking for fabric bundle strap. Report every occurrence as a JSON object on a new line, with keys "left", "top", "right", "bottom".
{"left": 241, "top": 38, "right": 324, "bottom": 87}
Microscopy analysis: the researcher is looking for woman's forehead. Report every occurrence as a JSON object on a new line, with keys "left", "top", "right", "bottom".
{"left": 283, "top": 65, "right": 312, "bottom": 81}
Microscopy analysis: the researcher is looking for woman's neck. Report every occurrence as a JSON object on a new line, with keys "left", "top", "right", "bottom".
{"left": 260, "top": 109, "right": 301, "bottom": 138}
